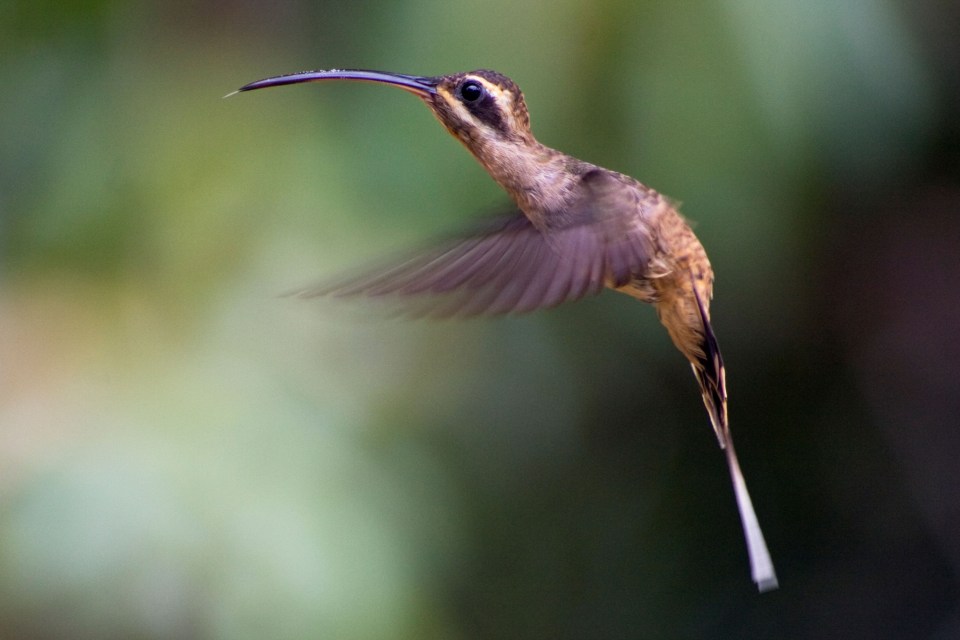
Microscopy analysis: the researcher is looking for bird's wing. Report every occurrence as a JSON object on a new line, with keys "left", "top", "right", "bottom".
{"left": 291, "top": 173, "right": 659, "bottom": 317}
{"left": 551, "top": 169, "right": 663, "bottom": 288}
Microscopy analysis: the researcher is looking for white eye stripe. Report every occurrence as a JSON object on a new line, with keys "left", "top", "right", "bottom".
{"left": 460, "top": 77, "right": 509, "bottom": 104}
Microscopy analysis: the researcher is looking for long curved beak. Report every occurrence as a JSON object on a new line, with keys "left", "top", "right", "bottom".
{"left": 228, "top": 69, "right": 439, "bottom": 98}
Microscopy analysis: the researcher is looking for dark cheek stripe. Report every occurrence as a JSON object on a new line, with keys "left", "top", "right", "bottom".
{"left": 467, "top": 96, "right": 509, "bottom": 136}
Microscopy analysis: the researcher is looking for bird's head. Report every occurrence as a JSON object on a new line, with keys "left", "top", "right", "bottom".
{"left": 424, "top": 69, "right": 533, "bottom": 148}
{"left": 233, "top": 68, "right": 537, "bottom": 160}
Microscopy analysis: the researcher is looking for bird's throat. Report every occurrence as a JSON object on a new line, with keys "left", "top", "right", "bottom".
{"left": 467, "top": 139, "right": 580, "bottom": 219}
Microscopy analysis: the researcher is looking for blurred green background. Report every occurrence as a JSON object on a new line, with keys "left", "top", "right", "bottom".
{"left": 2, "top": 0, "right": 958, "bottom": 638}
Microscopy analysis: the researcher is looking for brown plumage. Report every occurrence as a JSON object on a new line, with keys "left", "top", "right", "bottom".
{"left": 234, "top": 68, "right": 777, "bottom": 591}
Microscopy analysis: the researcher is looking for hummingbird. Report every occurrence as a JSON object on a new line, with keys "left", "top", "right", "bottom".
{"left": 232, "top": 68, "right": 778, "bottom": 591}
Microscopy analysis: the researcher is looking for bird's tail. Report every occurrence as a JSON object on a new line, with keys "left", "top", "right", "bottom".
{"left": 690, "top": 281, "right": 779, "bottom": 592}
{"left": 690, "top": 292, "right": 728, "bottom": 449}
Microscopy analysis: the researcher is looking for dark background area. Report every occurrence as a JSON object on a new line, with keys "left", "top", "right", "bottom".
{"left": 1, "top": 1, "right": 958, "bottom": 638}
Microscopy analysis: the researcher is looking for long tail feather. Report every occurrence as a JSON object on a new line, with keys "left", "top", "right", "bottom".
{"left": 723, "top": 435, "right": 779, "bottom": 591}
{"left": 690, "top": 280, "right": 778, "bottom": 592}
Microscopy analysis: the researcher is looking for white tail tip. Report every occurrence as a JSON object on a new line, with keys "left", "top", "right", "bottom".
{"left": 725, "top": 439, "right": 778, "bottom": 592}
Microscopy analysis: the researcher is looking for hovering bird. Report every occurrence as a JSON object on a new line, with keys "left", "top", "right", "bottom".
{"left": 232, "top": 68, "right": 777, "bottom": 591}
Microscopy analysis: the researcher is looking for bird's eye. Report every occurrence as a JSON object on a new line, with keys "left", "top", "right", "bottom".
{"left": 459, "top": 80, "right": 484, "bottom": 103}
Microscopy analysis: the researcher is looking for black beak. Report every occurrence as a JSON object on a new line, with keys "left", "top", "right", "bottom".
{"left": 229, "top": 69, "right": 439, "bottom": 98}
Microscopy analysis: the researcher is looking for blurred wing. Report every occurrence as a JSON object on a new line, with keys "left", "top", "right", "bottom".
{"left": 293, "top": 170, "right": 659, "bottom": 317}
